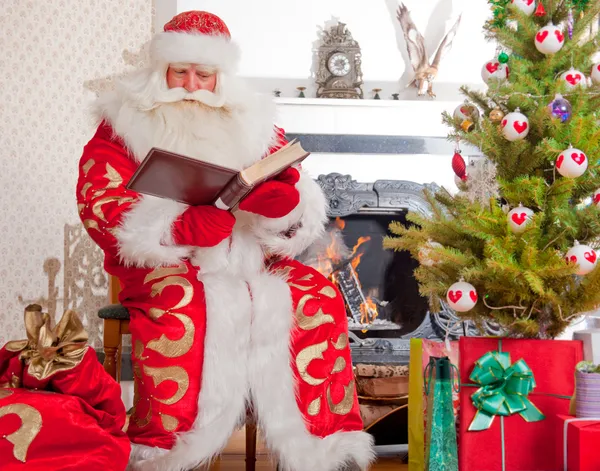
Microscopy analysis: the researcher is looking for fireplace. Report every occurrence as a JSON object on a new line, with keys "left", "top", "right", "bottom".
{"left": 301, "top": 173, "right": 499, "bottom": 366}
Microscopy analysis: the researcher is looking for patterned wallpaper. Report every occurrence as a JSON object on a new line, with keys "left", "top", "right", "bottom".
{"left": 0, "top": 1, "right": 154, "bottom": 347}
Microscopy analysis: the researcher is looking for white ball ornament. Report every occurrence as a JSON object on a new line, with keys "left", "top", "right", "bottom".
{"left": 559, "top": 68, "right": 587, "bottom": 89}
{"left": 593, "top": 189, "right": 600, "bottom": 207}
{"left": 511, "top": 0, "right": 536, "bottom": 16}
{"left": 556, "top": 146, "right": 588, "bottom": 178}
{"left": 418, "top": 240, "right": 443, "bottom": 267}
{"left": 591, "top": 63, "right": 600, "bottom": 85}
{"left": 446, "top": 281, "right": 478, "bottom": 312}
{"left": 501, "top": 109, "right": 529, "bottom": 141}
{"left": 481, "top": 60, "right": 510, "bottom": 84}
{"left": 566, "top": 241, "right": 598, "bottom": 275}
{"left": 535, "top": 24, "right": 565, "bottom": 55}
{"left": 507, "top": 204, "right": 534, "bottom": 234}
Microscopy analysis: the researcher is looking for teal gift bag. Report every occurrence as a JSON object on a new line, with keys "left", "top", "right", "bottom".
{"left": 423, "top": 356, "right": 459, "bottom": 471}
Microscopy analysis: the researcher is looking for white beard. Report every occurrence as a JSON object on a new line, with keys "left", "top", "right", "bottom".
{"left": 94, "top": 68, "right": 278, "bottom": 171}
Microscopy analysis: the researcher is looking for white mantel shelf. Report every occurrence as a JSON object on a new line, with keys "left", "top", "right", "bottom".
{"left": 274, "top": 96, "right": 463, "bottom": 138}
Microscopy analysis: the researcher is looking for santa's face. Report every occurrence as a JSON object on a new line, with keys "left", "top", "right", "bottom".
{"left": 166, "top": 63, "right": 217, "bottom": 93}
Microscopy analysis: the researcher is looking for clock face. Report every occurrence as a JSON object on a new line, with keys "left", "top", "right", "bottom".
{"left": 328, "top": 53, "right": 351, "bottom": 77}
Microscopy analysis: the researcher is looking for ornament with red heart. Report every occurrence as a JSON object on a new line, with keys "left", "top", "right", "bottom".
{"left": 591, "top": 63, "right": 600, "bottom": 85}
{"left": 446, "top": 280, "right": 478, "bottom": 312}
{"left": 511, "top": 0, "right": 536, "bottom": 15}
{"left": 501, "top": 109, "right": 529, "bottom": 141}
{"left": 507, "top": 204, "right": 534, "bottom": 234}
{"left": 418, "top": 240, "right": 444, "bottom": 267}
{"left": 481, "top": 60, "right": 510, "bottom": 84}
{"left": 559, "top": 68, "right": 587, "bottom": 90}
{"left": 556, "top": 146, "right": 588, "bottom": 178}
{"left": 593, "top": 189, "right": 600, "bottom": 207}
{"left": 565, "top": 241, "right": 598, "bottom": 275}
{"left": 534, "top": 24, "right": 565, "bottom": 55}
{"left": 453, "top": 103, "right": 480, "bottom": 122}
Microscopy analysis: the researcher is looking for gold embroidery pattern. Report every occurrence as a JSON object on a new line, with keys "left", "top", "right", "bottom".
{"left": 160, "top": 413, "right": 179, "bottom": 432}
{"left": 150, "top": 277, "right": 193, "bottom": 310}
{"left": 327, "top": 379, "right": 355, "bottom": 415}
{"left": 319, "top": 286, "right": 337, "bottom": 299}
{"left": 83, "top": 219, "right": 100, "bottom": 232}
{"left": 296, "top": 341, "right": 328, "bottom": 386}
{"left": 295, "top": 295, "right": 335, "bottom": 331}
{"left": 144, "top": 265, "right": 189, "bottom": 284}
{"left": 134, "top": 340, "right": 148, "bottom": 361}
{"left": 0, "top": 403, "right": 42, "bottom": 462}
{"left": 307, "top": 397, "right": 321, "bottom": 416}
{"left": 0, "top": 389, "right": 14, "bottom": 400}
{"left": 82, "top": 159, "right": 95, "bottom": 176}
{"left": 92, "top": 196, "right": 135, "bottom": 223}
{"left": 146, "top": 313, "right": 195, "bottom": 358}
{"left": 331, "top": 357, "right": 347, "bottom": 374}
{"left": 103, "top": 163, "right": 123, "bottom": 190}
{"left": 143, "top": 365, "right": 190, "bottom": 405}
{"left": 333, "top": 333, "right": 349, "bottom": 350}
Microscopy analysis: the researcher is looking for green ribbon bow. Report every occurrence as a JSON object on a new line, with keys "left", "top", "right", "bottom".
{"left": 468, "top": 350, "right": 545, "bottom": 431}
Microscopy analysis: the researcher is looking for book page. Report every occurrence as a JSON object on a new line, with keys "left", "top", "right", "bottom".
{"left": 240, "top": 140, "right": 309, "bottom": 185}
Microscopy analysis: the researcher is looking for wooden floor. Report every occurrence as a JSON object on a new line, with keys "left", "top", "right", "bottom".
{"left": 208, "top": 428, "right": 406, "bottom": 470}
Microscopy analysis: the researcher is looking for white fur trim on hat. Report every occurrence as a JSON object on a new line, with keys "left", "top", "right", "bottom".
{"left": 150, "top": 31, "right": 240, "bottom": 73}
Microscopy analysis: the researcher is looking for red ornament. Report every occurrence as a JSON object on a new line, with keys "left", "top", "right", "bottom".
{"left": 452, "top": 151, "right": 467, "bottom": 180}
{"left": 534, "top": 2, "right": 546, "bottom": 16}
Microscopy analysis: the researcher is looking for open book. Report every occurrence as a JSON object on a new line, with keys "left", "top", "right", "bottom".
{"left": 126, "top": 139, "right": 309, "bottom": 210}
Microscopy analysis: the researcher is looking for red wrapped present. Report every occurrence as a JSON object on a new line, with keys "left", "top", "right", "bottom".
{"left": 555, "top": 414, "right": 600, "bottom": 471}
{"left": 459, "top": 337, "right": 582, "bottom": 471}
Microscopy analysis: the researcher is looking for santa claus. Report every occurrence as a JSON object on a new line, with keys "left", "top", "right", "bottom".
{"left": 77, "top": 10, "right": 374, "bottom": 471}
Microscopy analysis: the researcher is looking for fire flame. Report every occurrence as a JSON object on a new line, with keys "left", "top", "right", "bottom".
{"left": 316, "top": 219, "right": 378, "bottom": 326}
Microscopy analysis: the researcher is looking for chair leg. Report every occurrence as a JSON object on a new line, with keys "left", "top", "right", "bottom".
{"left": 245, "top": 421, "right": 257, "bottom": 471}
{"left": 103, "top": 318, "right": 122, "bottom": 380}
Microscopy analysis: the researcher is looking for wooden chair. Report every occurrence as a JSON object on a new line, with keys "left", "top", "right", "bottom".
{"left": 100, "top": 276, "right": 259, "bottom": 471}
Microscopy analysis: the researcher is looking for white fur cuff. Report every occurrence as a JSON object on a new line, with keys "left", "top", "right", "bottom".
{"left": 114, "top": 195, "right": 191, "bottom": 267}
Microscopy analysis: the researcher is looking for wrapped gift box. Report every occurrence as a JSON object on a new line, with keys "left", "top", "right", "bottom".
{"left": 554, "top": 414, "right": 600, "bottom": 471}
{"left": 459, "top": 337, "right": 582, "bottom": 471}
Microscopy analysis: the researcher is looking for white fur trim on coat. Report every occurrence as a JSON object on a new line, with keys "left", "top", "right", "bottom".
{"left": 251, "top": 171, "right": 328, "bottom": 259}
{"left": 151, "top": 32, "right": 240, "bottom": 73}
{"left": 114, "top": 195, "right": 191, "bottom": 267}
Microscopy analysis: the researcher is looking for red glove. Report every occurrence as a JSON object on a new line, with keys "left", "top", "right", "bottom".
{"left": 239, "top": 167, "right": 301, "bottom": 218}
{"left": 173, "top": 205, "right": 235, "bottom": 247}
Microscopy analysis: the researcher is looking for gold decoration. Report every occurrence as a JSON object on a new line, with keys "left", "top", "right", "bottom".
{"left": 307, "top": 397, "right": 321, "bottom": 416}
{"left": 298, "top": 274, "right": 314, "bottom": 282}
{"left": 327, "top": 379, "right": 355, "bottom": 415}
{"left": 144, "top": 265, "right": 189, "bottom": 284}
{"left": 296, "top": 295, "right": 335, "bottom": 331}
{"left": 134, "top": 340, "right": 148, "bottom": 361}
{"left": 331, "top": 357, "right": 347, "bottom": 374}
{"left": 147, "top": 313, "right": 195, "bottom": 358}
{"left": 83, "top": 219, "right": 100, "bottom": 232}
{"left": 0, "top": 389, "right": 14, "bottom": 400}
{"left": 160, "top": 413, "right": 179, "bottom": 432}
{"left": 270, "top": 266, "right": 294, "bottom": 280}
{"left": 489, "top": 108, "right": 505, "bottom": 124}
{"left": 82, "top": 159, "right": 95, "bottom": 176}
{"left": 318, "top": 286, "right": 337, "bottom": 298}
{"left": 0, "top": 375, "right": 21, "bottom": 389}
{"left": 80, "top": 182, "right": 93, "bottom": 199}
{"left": 92, "top": 196, "right": 135, "bottom": 223}
{"left": 0, "top": 403, "right": 42, "bottom": 462}
{"left": 288, "top": 283, "right": 314, "bottom": 292}
{"left": 77, "top": 204, "right": 85, "bottom": 214}
{"left": 5, "top": 305, "right": 88, "bottom": 381}
{"left": 333, "top": 333, "right": 348, "bottom": 350}
{"left": 143, "top": 365, "right": 189, "bottom": 405}
{"left": 150, "top": 277, "right": 194, "bottom": 310}
{"left": 103, "top": 163, "right": 123, "bottom": 190}
{"left": 296, "top": 341, "right": 328, "bottom": 386}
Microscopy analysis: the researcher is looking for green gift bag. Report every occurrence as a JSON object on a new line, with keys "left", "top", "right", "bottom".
{"left": 424, "top": 356, "right": 459, "bottom": 471}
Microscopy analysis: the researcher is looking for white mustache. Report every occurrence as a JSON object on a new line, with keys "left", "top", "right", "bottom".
{"left": 153, "top": 87, "right": 225, "bottom": 108}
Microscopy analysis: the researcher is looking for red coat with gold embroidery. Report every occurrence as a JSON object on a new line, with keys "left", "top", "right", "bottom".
{"left": 77, "top": 122, "right": 372, "bottom": 471}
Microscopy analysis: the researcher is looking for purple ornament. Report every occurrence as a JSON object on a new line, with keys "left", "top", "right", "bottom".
{"left": 568, "top": 8, "right": 574, "bottom": 40}
{"left": 548, "top": 94, "right": 572, "bottom": 123}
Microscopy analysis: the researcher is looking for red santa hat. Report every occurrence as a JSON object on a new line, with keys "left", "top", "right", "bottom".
{"left": 150, "top": 10, "right": 240, "bottom": 73}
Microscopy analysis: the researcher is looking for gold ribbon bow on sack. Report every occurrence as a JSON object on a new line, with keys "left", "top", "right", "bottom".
{"left": 4, "top": 304, "right": 89, "bottom": 381}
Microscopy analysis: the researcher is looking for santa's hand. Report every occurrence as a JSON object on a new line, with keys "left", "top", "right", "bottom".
{"left": 239, "top": 171, "right": 300, "bottom": 218}
{"left": 173, "top": 205, "right": 235, "bottom": 247}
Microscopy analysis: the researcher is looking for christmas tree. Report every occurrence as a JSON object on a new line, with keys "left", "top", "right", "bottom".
{"left": 384, "top": 0, "right": 600, "bottom": 339}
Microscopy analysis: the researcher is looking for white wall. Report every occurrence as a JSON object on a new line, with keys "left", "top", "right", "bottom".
{"left": 171, "top": 0, "right": 496, "bottom": 98}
